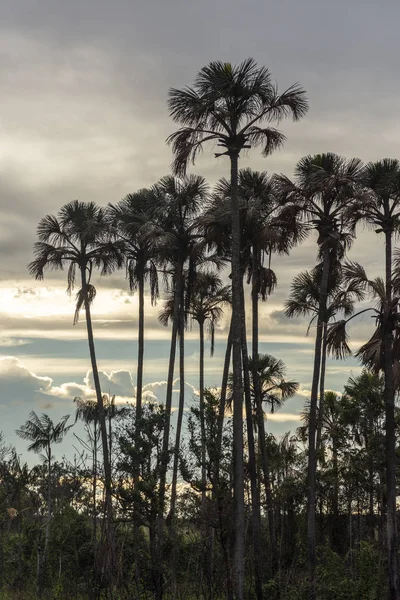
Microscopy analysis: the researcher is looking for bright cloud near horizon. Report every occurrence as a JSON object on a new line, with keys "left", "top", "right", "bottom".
{"left": 0, "top": 0, "right": 396, "bottom": 459}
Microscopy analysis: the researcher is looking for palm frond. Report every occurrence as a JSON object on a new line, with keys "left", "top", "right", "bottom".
{"left": 326, "top": 320, "right": 352, "bottom": 359}
{"left": 245, "top": 126, "right": 286, "bottom": 157}
{"left": 74, "top": 284, "right": 96, "bottom": 325}
{"left": 355, "top": 329, "right": 383, "bottom": 371}
{"left": 28, "top": 243, "right": 69, "bottom": 280}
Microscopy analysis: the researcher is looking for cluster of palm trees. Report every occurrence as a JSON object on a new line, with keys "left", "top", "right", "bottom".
{"left": 28, "top": 58, "right": 400, "bottom": 600}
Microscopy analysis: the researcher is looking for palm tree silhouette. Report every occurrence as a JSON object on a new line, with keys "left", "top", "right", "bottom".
{"left": 274, "top": 153, "right": 364, "bottom": 596}
{"left": 346, "top": 159, "right": 400, "bottom": 599}
{"left": 28, "top": 200, "right": 123, "bottom": 582}
{"left": 16, "top": 412, "right": 72, "bottom": 596}
{"left": 107, "top": 190, "right": 159, "bottom": 426}
{"left": 187, "top": 271, "right": 231, "bottom": 498}
{"left": 248, "top": 353, "right": 298, "bottom": 562}
{"left": 167, "top": 59, "right": 307, "bottom": 597}
{"left": 285, "top": 265, "right": 364, "bottom": 455}
{"left": 151, "top": 175, "right": 209, "bottom": 518}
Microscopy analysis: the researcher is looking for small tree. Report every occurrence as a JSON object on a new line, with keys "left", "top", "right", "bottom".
{"left": 16, "top": 412, "right": 72, "bottom": 596}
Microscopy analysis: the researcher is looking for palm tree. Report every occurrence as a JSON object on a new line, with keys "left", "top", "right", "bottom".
{"left": 345, "top": 159, "right": 400, "bottom": 600}
{"left": 248, "top": 353, "right": 298, "bottom": 567}
{"left": 341, "top": 371, "right": 385, "bottom": 539}
{"left": 107, "top": 191, "right": 159, "bottom": 426}
{"left": 16, "top": 412, "right": 72, "bottom": 595}
{"left": 74, "top": 397, "right": 100, "bottom": 543}
{"left": 202, "top": 168, "right": 303, "bottom": 582}
{"left": 274, "top": 153, "right": 365, "bottom": 597}
{"left": 151, "top": 175, "right": 210, "bottom": 518}
{"left": 186, "top": 271, "right": 231, "bottom": 499}
{"left": 285, "top": 265, "right": 365, "bottom": 456}
{"left": 167, "top": 59, "right": 307, "bottom": 598}
{"left": 28, "top": 200, "right": 123, "bottom": 580}
{"left": 298, "top": 391, "right": 347, "bottom": 551}
{"left": 327, "top": 255, "right": 400, "bottom": 600}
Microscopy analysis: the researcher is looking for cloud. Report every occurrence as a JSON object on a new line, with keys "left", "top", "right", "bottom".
{"left": 0, "top": 356, "right": 52, "bottom": 406}
{"left": 85, "top": 368, "right": 134, "bottom": 399}
{"left": 0, "top": 338, "right": 31, "bottom": 348}
{"left": 296, "top": 388, "right": 343, "bottom": 399}
{"left": 267, "top": 413, "right": 302, "bottom": 423}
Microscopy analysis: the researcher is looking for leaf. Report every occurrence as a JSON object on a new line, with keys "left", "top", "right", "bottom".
{"left": 326, "top": 320, "right": 352, "bottom": 360}
{"left": 355, "top": 329, "right": 383, "bottom": 371}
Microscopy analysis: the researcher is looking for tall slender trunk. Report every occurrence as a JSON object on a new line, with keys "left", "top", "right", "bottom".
{"left": 45, "top": 448, "right": 51, "bottom": 553}
{"left": 366, "top": 433, "right": 374, "bottom": 539}
{"left": 38, "top": 446, "right": 52, "bottom": 595}
{"left": 81, "top": 269, "right": 114, "bottom": 597}
{"left": 213, "top": 318, "right": 232, "bottom": 600}
{"left": 229, "top": 151, "right": 245, "bottom": 600}
{"left": 199, "top": 318, "right": 214, "bottom": 598}
{"left": 93, "top": 420, "right": 98, "bottom": 544}
{"left": 149, "top": 518, "right": 163, "bottom": 600}
{"left": 331, "top": 437, "right": 340, "bottom": 552}
{"left": 169, "top": 301, "right": 185, "bottom": 521}
{"left": 159, "top": 266, "right": 183, "bottom": 513}
{"left": 307, "top": 246, "right": 330, "bottom": 600}
{"left": 240, "top": 287, "right": 263, "bottom": 600}
{"left": 82, "top": 269, "right": 113, "bottom": 527}
{"left": 199, "top": 318, "right": 207, "bottom": 505}
{"left": 136, "top": 273, "right": 145, "bottom": 425}
{"left": 215, "top": 318, "right": 233, "bottom": 484}
{"left": 251, "top": 245, "right": 278, "bottom": 570}
{"left": 384, "top": 229, "right": 399, "bottom": 600}
{"left": 255, "top": 395, "right": 277, "bottom": 567}
{"left": 316, "top": 323, "right": 328, "bottom": 458}
{"left": 108, "top": 410, "right": 112, "bottom": 465}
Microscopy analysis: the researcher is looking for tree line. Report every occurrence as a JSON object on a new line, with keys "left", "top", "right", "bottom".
{"left": 1, "top": 58, "right": 399, "bottom": 600}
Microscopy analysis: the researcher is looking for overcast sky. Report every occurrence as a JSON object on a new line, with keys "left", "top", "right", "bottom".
{"left": 0, "top": 0, "right": 398, "bottom": 461}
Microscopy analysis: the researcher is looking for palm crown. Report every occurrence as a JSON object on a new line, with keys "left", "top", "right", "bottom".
{"left": 248, "top": 354, "right": 299, "bottom": 414}
{"left": 16, "top": 412, "right": 72, "bottom": 459}
{"left": 274, "top": 153, "right": 365, "bottom": 256}
{"left": 345, "top": 159, "right": 400, "bottom": 232}
{"left": 167, "top": 58, "right": 308, "bottom": 174}
{"left": 285, "top": 265, "right": 365, "bottom": 333}
{"left": 28, "top": 200, "right": 124, "bottom": 324}
{"left": 107, "top": 190, "right": 160, "bottom": 304}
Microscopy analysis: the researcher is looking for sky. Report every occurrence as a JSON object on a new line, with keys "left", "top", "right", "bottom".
{"left": 0, "top": 0, "right": 398, "bottom": 462}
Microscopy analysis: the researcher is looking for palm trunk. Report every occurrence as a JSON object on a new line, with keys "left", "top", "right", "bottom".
{"left": 149, "top": 518, "right": 163, "bottom": 600}
{"left": 136, "top": 273, "right": 145, "bottom": 425}
{"left": 199, "top": 318, "right": 214, "bottom": 598}
{"left": 159, "top": 266, "right": 183, "bottom": 513}
{"left": 215, "top": 318, "right": 233, "bottom": 485}
{"left": 212, "top": 318, "right": 232, "bottom": 599}
{"left": 199, "top": 318, "right": 207, "bottom": 505}
{"left": 45, "top": 448, "right": 51, "bottom": 554}
{"left": 316, "top": 322, "right": 328, "bottom": 459}
{"left": 169, "top": 302, "right": 185, "bottom": 522}
{"left": 229, "top": 150, "right": 245, "bottom": 600}
{"left": 240, "top": 288, "right": 263, "bottom": 600}
{"left": 251, "top": 245, "right": 278, "bottom": 570}
{"left": 307, "top": 245, "right": 330, "bottom": 600}
{"left": 331, "top": 437, "right": 340, "bottom": 552}
{"left": 81, "top": 267, "right": 115, "bottom": 586}
{"left": 93, "top": 420, "right": 98, "bottom": 544}
{"left": 366, "top": 433, "right": 374, "bottom": 539}
{"left": 108, "top": 410, "right": 112, "bottom": 466}
{"left": 38, "top": 446, "right": 52, "bottom": 595}
{"left": 255, "top": 395, "right": 277, "bottom": 566}
{"left": 384, "top": 229, "right": 399, "bottom": 600}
